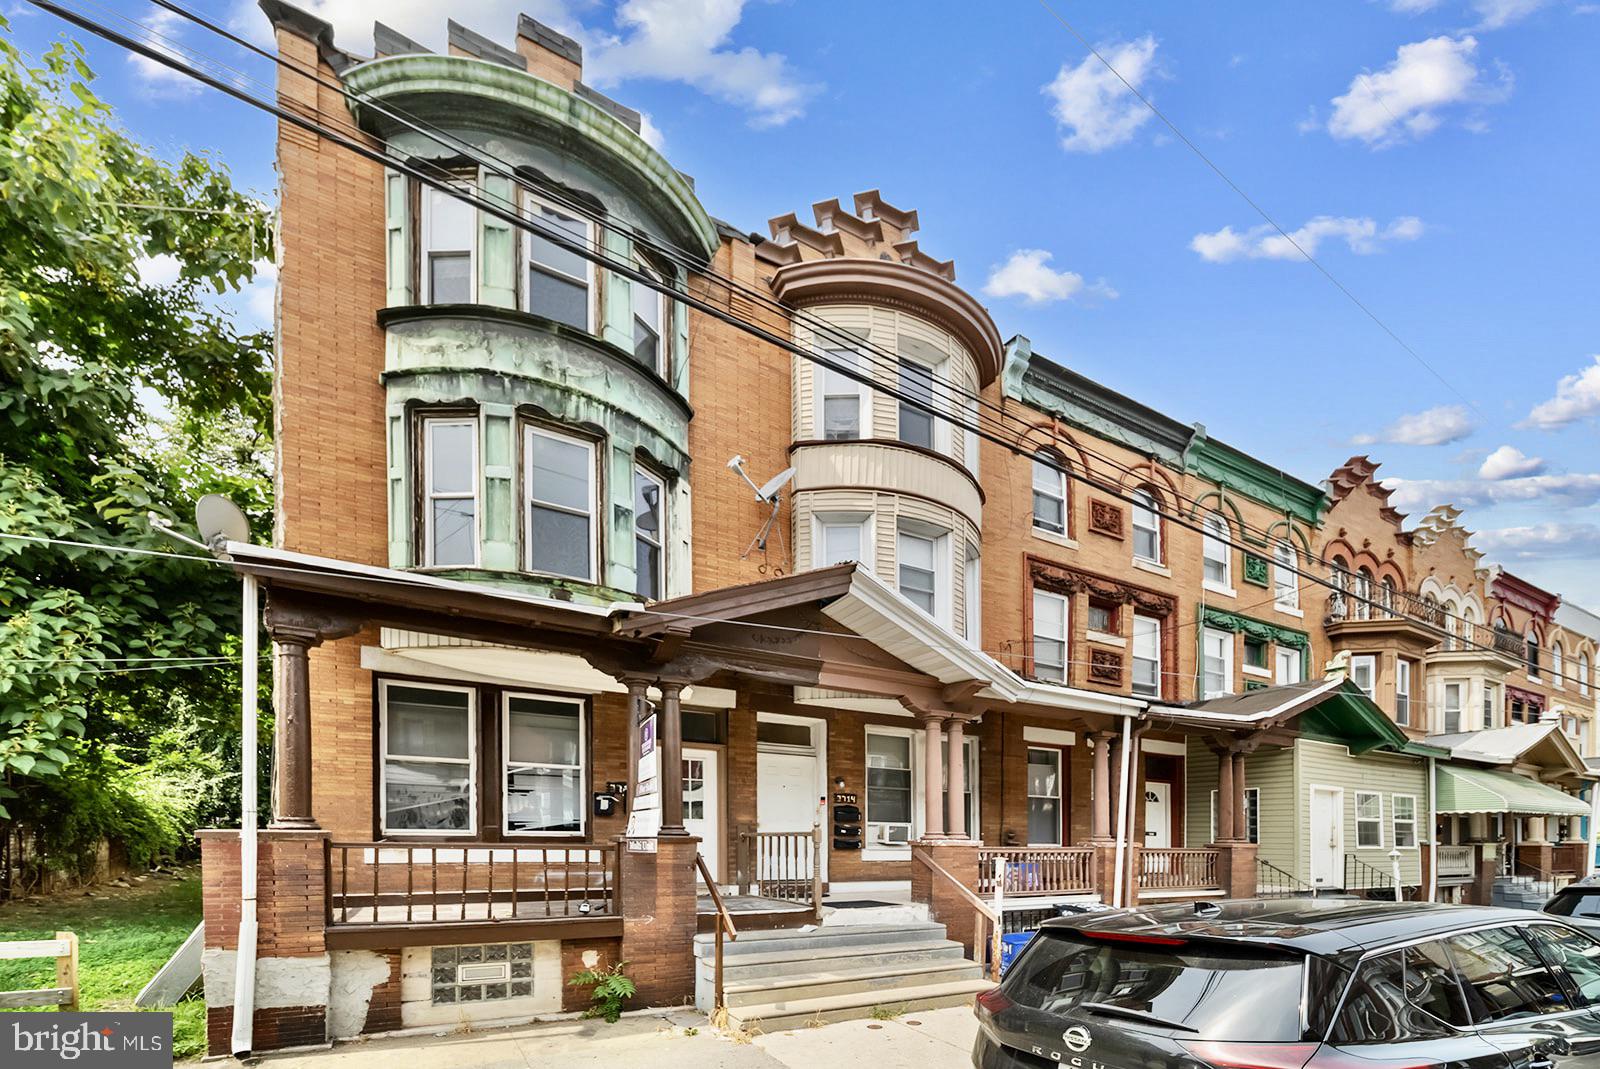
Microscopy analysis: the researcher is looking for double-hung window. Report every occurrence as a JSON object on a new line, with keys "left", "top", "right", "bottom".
{"left": 1484, "top": 682, "right": 1499, "bottom": 727}
{"left": 1443, "top": 681, "right": 1464, "bottom": 733}
{"left": 1392, "top": 795, "right": 1417, "bottom": 848}
{"left": 865, "top": 731, "right": 913, "bottom": 845}
{"left": 817, "top": 349, "right": 866, "bottom": 440}
{"left": 1356, "top": 791, "right": 1383, "bottom": 849}
{"left": 1527, "top": 628, "right": 1541, "bottom": 679}
{"left": 503, "top": 693, "right": 584, "bottom": 836}
{"left": 897, "top": 357, "right": 936, "bottom": 450}
{"left": 524, "top": 196, "right": 591, "bottom": 330}
{"left": 941, "top": 736, "right": 979, "bottom": 836}
{"left": 633, "top": 467, "right": 664, "bottom": 600}
{"left": 1026, "top": 747, "right": 1062, "bottom": 845}
{"left": 897, "top": 529, "right": 939, "bottom": 617}
{"left": 1554, "top": 644, "right": 1566, "bottom": 689}
{"left": 1202, "top": 512, "right": 1231, "bottom": 590}
{"left": 817, "top": 515, "right": 868, "bottom": 568}
{"left": 631, "top": 253, "right": 666, "bottom": 372}
{"left": 1582, "top": 654, "right": 1592, "bottom": 698}
{"left": 525, "top": 426, "right": 596, "bottom": 581}
{"left": 380, "top": 681, "right": 474, "bottom": 834}
{"left": 1350, "top": 654, "right": 1376, "bottom": 700}
{"left": 422, "top": 416, "right": 478, "bottom": 567}
{"left": 963, "top": 546, "right": 982, "bottom": 647}
{"left": 1131, "top": 489, "right": 1161, "bottom": 563}
{"left": 1275, "top": 646, "right": 1302, "bottom": 685}
{"left": 1395, "top": 659, "right": 1413, "bottom": 726}
{"left": 1273, "top": 541, "right": 1299, "bottom": 610}
{"left": 1032, "top": 590, "right": 1069, "bottom": 683}
{"left": 1132, "top": 614, "right": 1161, "bottom": 697}
{"left": 422, "top": 183, "right": 474, "bottom": 304}
{"left": 1032, "top": 453, "right": 1067, "bottom": 535}
{"left": 1201, "top": 627, "right": 1233, "bottom": 698}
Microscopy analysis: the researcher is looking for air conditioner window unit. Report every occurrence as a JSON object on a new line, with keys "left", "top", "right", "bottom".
{"left": 878, "top": 823, "right": 912, "bottom": 845}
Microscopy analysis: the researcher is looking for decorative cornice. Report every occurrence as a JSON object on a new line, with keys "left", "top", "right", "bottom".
{"left": 1029, "top": 557, "right": 1177, "bottom": 618}
{"left": 1183, "top": 429, "right": 1327, "bottom": 528}
{"left": 1201, "top": 606, "right": 1311, "bottom": 650}
{"left": 1491, "top": 568, "right": 1562, "bottom": 620}
{"left": 1325, "top": 455, "right": 1409, "bottom": 532}
{"left": 768, "top": 258, "right": 1003, "bottom": 387}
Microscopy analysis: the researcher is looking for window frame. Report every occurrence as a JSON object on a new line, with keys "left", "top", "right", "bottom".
{"left": 1395, "top": 658, "right": 1412, "bottom": 726}
{"left": 1273, "top": 541, "right": 1299, "bottom": 611}
{"left": 629, "top": 249, "right": 668, "bottom": 374}
{"left": 1032, "top": 588, "right": 1070, "bottom": 683}
{"left": 941, "top": 734, "right": 980, "bottom": 839}
{"left": 378, "top": 679, "right": 479, "bottom": 838}
{"left": 1553, "top": 642, "right": 1565, "bottom": 689}
{"left": 1275, "top": 645, "right": 1303, "bottom": 685}
{"left": 1202, "top": 511, "right": 1232, "bottom": 592}
{"left": 1025, "top": 745, "right": 1064, "bottom": 846}
{"left": 1392, "top": 793, "right": 1417, "bottom": 849}
{"left": 420, "top": 413, "right": 480, "bottom": 569}
{"left": 864, "top": 726, "right": 916, "bottom": 848}
{"left": 420, "top": 179, "right": 476, "bottom": 305}
{"left": 1355, "top": 790, "right": 1383, "bottom": 849}
{"left": 1443, "top": 680, "right": 1465, "bottom": 734}
{"left": 895, "top": 354, "right": 941, "bottom": 452}
{"left": 1131, "top": 488, "right": 1162, "bottom": 564}
{"left": 963, "top": 544, "right": 982, "bottom": 648}
{"left": 523, "top": 423, "right": 600, "bottom": 582}
{"left": 1209, "top": 786, "right": 1260, "bottom": 844}
{"left": 1032, "top": 452, "right": 1068, "bottom": 536}
{"left": 501, "top": 690, "right": 588, "bottom": 839}
{"left": 1132, "top": 613, "right": 1161, "bottom": 698}
{"left": 815, "top": 512, "right": 872, "bottom": 570}
{"left": 1580, "top": 653, "right": 1591, "bottom": 698}
{"left": 896, "top": 523, "right": 948, "bottom": 624}
{"left": 813, "top": 347, "right": 870, "bottom": 442}
{"left": 1201, "top": 626, "right": 1234, "bottom": 699}
{"left": 521, "top": 191, "right": 595, "bottom": 333}
{"left": 631, "top": 464, "right": 666, "bottom": 601}
{"left": 1350, "top": 654, "right": 1377, "bottom": 700}
{"left": 1527, "top": 627, "right": 1541, "bottom": 680}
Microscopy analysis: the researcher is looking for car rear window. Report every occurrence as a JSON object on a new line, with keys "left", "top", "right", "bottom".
{"left": 1545, "top": 890, "right": 1600, "bottom": 919}
{"left": 1003, "top": 929, "right": 1308, "bottom": 1042}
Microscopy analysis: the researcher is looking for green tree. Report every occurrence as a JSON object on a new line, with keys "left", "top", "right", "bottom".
{"left": 0, "top": 15, "right": 272, "bottom": 850}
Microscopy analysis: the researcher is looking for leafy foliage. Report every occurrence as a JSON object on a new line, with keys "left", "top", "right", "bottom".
{"left": 568, "top": 961, "right": 637, "bottom": 1023}
{"left": 0, "top": 16, "right": 271, "bottom": 833}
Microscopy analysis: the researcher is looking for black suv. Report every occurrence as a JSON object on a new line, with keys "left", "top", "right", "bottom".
{"left": 974, "top": 897, "right": 1600, "bottom": 1068}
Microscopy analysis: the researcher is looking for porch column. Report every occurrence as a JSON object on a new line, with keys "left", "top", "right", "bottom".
{"left": 921, "top": 714, "right": 945, "bottom": 839}
{"left": 1089, "top": 731, "right": 1114, "bottom": 842}
{"left": 1215, "top": 746, "right": 1236, "bottom": 844}
{"left": 623, "top": 678, "right": 648, "bottom": 804}
{"left": 1231, "top": 750, "right": 1249, "bottom": 843}
{"left": 658, "top": 681, "right": 687, "bottom": 837}
{"left": 269, "top": 627, "right": 318, "bottom": 830}
{"left": 945, "top": 717, "right": 967, "bottom": 840}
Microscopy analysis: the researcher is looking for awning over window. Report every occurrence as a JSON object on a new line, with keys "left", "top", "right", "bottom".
{"left": 1435, "top": 765, "right": 1589, "bottom": 816}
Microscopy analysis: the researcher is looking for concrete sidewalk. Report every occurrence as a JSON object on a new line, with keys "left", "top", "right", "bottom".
{"left": 258, "top": 1006, "right": 977, "bottom": 1069}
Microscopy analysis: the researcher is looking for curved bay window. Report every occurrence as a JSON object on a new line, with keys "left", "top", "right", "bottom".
{"left": 524, "top": 424, "right": 598, "bottom": 581}
{"left": 503, "top": 693, "right": 585, "bottom": 837}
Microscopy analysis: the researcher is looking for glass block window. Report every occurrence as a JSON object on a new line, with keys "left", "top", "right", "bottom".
{"left": 431, "top": 943, "right": 534, "bottom": 1004}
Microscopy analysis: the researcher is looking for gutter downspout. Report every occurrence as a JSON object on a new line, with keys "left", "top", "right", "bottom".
{"left": 1589, "top": 781, "right": 1600, "bottom": 876}
{"left": 231, "top": 574, "right": 259, "bottom": 1057}
{"left": 1111, "top": 715, "right": 1134, "bottom": 909}
{"left": 1427, "top": 756, "right": 1438, "bottom": 902}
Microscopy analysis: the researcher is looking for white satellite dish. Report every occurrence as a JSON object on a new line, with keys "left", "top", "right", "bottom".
{"left": 195, "top": 494, "right": 250, "bottom": 547}
{"left": 757, "top": 467, "right": 795, "bottom": 504}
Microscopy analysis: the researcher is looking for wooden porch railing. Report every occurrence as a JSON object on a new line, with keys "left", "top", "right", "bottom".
{"left": 976, "top": 847, "right": 1095, "bottom": 897}
{"left": 912, "top": 847, "right": 1001, "bottom": 982}
{"left": 1134, "top": 848, "right": 1220, "bottom": 892}
{"left": 736, "top": 827, "right": 823, "bottom": 919}
{"left": 697, "top": 853, "right": 737, "bottom": 1019}
{"left": 325, "top": 842, "right": 619, "bottom": 926}
{"left": 1438, "top": 845, "right": 1474, "bottom": 880}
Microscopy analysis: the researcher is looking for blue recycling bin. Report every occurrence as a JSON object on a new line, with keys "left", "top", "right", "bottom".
{"left": 999, "top": 932, "right": 1034, "bottom": 975}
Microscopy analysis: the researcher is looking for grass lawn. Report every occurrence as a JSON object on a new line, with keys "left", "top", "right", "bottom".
{"left": 0, "top": 868, "right": 206, "bottom": 1059}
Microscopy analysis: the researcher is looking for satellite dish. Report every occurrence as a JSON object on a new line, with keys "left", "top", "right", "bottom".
{"left": 195, "top": 494, "right": 250, "bottom": 547}
{"left": 757, "top": 467, "right": 796, "bottom": 503}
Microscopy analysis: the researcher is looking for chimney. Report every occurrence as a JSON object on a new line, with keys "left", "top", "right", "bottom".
{"left": 516, "top": 14, "right": 582, "bottom": 90}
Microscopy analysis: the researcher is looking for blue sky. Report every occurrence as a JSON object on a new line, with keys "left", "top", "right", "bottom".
{"left": 10, "top": 0, "right": 1600, "bottom": 604}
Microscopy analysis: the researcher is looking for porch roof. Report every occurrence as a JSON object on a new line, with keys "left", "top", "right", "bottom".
{"left": 1435, "top": 764, "right": 1589, "bottom": 816}
{"left": 1424, "top": 722, "right": 1590, "bottom": 779}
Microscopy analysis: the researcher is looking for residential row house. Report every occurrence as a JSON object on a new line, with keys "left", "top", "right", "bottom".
{"left": 199, "top": 4, "right": 1600, "bottom": 1053}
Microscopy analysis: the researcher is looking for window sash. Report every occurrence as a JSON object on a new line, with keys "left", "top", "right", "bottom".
{"left": 865, "top": 731, "right": 913, "bottom": 830}
{"left": 897, "top": 531, "right": 938, "bottom": 616}
{"left": 1131, "top": 492, "right": 1160, "bottom": 561}
{"left": 1210, "top": 787, "right": 1260, "bottom": 844}
{"left": 1443, "top": 683, "right": 1463, "bottom": 733}
{"left": 1275, "top": 647, "right": 1302, "bottom": 685}
{"left": 1395, "top": 660, "right": 1412, "bottom": 725}
{"left": 423, "top": 417, "right": 478, "bottom": 568}
{"left": 633, "top": 467, "right": 664, "bottom": 600}
{"left": 631, "top": 255, "right": 666, "bottom": 372}
{"left": 1033, "top": 590, "right": 1068, "bottom": 682}
{"left": 524, "top": 426, "right": 597, "bottom": 580}
{"left": 1031, "top": 456, "right": 1066, "bottom": 534}
{"left": 1356, "top": 791, "right": 1383, "bottom": 848}
{"left": 1351, "top": 655, "right": 1376, "bottom": 698}
{"left": 523, "top": 196, "right": 592, "bottom": 331}
{"left": 1392, "top": 795, "right": 1416, "bottom": 848}
{"left": 503, "top": 692, "right": 586, "bottom": 837}
{"left": 423, "top": 183, "right": 475, "bottom": 304}
{"left": 1202, "top": 628, "right": 1232, "bottom": 698}
{"left": 1132, "top": 614, "right": 1160, "bottom": 697}
{"left": 941, "top": 737, "right": 979, "bottom": 837}
{"left": 1273, "top": 543, "right": 1299, "bottom": 608}
{"left": 896, "top": 358, "right": 936, "bottom": 449}
{"left": 818, "top": 518, "right": 866, "bottom": 568}
{"left": 1202, "top": 515, "right": 1230, "bottom": 585}
{"left": 818, "top": 350, "right": 865, "bottom": 440}
{"left": 380, "top": 681, "right": 476, "bottom": 836}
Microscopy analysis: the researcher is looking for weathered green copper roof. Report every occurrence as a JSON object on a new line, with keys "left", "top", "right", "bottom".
{"left": 1183, "top": 428, "right": 1328, "bottom": 528}
{"left": 1435, "top": 765, "right": 1589, "bottom": 816}
{"left": 1200, "top": 606, "right": 1311, "bottom": 650}
{"left": 341, "top": 54, "right": 719, "bottom": 260}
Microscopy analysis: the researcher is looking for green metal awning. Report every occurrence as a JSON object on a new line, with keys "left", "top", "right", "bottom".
{"left": 1435, "top": 765, "right": 1589, "bottom": 816}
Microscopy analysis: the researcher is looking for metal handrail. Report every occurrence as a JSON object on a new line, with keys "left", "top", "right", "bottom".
{"left": 1255, "top": 856, "right": 1312, "bottom": 897}
{"left": 697, "top": 853, "right": 737, "bottom": 1017}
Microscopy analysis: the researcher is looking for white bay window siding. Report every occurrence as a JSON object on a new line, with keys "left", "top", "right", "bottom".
{"left": 380, "top": 681, "right": 476, "bottom": 835}
{"left": 525, "top": 426, "right": 598, "bottom": 581}
{"left": 422, "top": 416, "right": 479, "bottom": 567}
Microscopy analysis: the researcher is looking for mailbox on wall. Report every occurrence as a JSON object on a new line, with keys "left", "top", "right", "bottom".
{"left": 832, "top": 794, "right": 862, "bottom": 851}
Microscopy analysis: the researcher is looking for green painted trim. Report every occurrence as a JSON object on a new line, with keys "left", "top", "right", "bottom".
{"left": 1297, "top": 683, "right": 1413, "bottom": 755}
{"left": 1243, "top": 553, "right": 1270, "bottom": 587}
{"left": 342, "top": 55, "right": 718, "bottom": 259}
{"left": 1200, "top": 606, "right": 1310, "bottom": 651}
{"left": 1183, "top": 432, "right": 1328, "bottom": 529}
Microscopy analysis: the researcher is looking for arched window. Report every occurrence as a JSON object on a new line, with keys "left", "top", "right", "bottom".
{"left": 1131, "top": 488, "right": 1161, "bottom": 564}
{"left": 1031, "top": 451, "right": 1067, "bottom": 536}
{"left": 1202, "top": 511, "right": 1231, "bottom": 590}
{"left": 1443, "top": 599, "right": 1459, "bottom": 650}
{"left": 1273, "top": 541, "right": 1299, "bottom": 610}
{"left": 1553, "top": 642, "right": 1565, "bottom": 688}
{"left": 1380, "top": 576, "right": 1398, "bottom": 618}
{"left": 1355, "top": 567, "right": 1375, "bottom": 621}
{"left": 1330, "top": 556, "right": 1352, "bottom": 620}
{"left": 1581, "top": 652, "right": 1592, "bottom": 698}
{"left": 1526, "top": 627, "right": 1541, "bottom": 679}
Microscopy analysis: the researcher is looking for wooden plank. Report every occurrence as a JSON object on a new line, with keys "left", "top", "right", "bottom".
{"left": 136, "top": 923, "right": 202, "bottom": 1008}
{"left": 0, "top": 939, "right": 71, "bottom": 960}
{"left": 58, "top": 930, "right": 78, "bottom": 1011}
{"left": 0, "top": 987, "right": 74, "bottom": 1008}
{"left": 324, "top": 915, "right": 620, "bottom": 951}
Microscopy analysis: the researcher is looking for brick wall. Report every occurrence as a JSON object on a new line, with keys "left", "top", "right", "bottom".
{"left": 619, "top": 837, "right": 698, "bottom": 1006}
{"left": 363, "top": 951, "right": 403, "bottom": 1035}
{"left": 560, "top": 936, "right": 625, "bottom": 1012}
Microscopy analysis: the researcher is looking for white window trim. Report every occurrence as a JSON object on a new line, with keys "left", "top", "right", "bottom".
{"left": 1026, "top": 746, "right": 1064, "bottom": 847}
{"left": 501, "top": 691, "right": 587, "bottom": 839}
{"left": 522, "top": 191, "right": 596, "bottom": 333}
{"left": 1273, "top": 542, "right": 1300, "bottom": 612}
{"left": 896, "top": 521, "right": 951, "bottom": 629}
{"left": 863, "top": 724, "right": 922, "bottom": 860}
{"left": 632, "top": 465, "right": 665, "bottom": 600}
{"left": 811, "top": 348, "right": 871, "bottom": 442}
{"left": 1553, "top": 644, "right": 1565, "bottom": 690}
{"left": 813, "top": 512, "right": 873, "bottom": 571}
{"left": 1032, "top": 454, "right": 1068, "bottom": 537}
{"left": 1202, "top": 512, "right": 1233, "bottom": 595}
{"left": 963, "top": 548, "right": 982, "bottom": 648}
{"left": 421, "top": 181, "right": 476, "bottom": 305}
{"left": 421, "top": 415, "right": 480, "bottom": 569}
{"left": 1395, "top": 659, "right": 1412, "bottom": 727}
{"left": 1131, "top": 614, "right": 1161, "bottom": 699}
{"left": 895, "top": 354, "right": 948, "bottom": 454}
{"left": 1131, "top": 490, "right": 1162, "bottom": 565}
{"left": 1350, "top": 654, "right": 1377, "bottom": 700}
{"left": 1275, "top": 646, "right": 1303, "bottom": 685}
{"left": 523, "top": 424, "right": 599, "bottom": 582}
{"left": 1209, "top": 786, "right": 1260, "bottom": 844}
{"left": 1442, "top": 680, "right": 1465, "bottom": 734}
{"left": 630, "top": 251, "right": 667, "bottom": 373}
{"left": 378, "top": 679, "right": 478, "bottom": 837}
{"left": 1355, "top": 790, "right": 1384, "bottom": 850}
{"left": 1032, "top": 588, "right": 1070, "bottom": 683}
{"left": 1391, "top": 793, "right": 1418, "bottom": 850}
{"left": 1201, "top": 626, "right": 1234, "bottom": 699}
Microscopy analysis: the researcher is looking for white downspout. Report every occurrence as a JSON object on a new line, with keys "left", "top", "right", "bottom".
{"left": 1111, "top": 716, "right": 1134, "bottom": 909}
{"left": 231, "top": 574, "right": 259, "bottom": 1057}
{"left": 1589, "top": 782, "right": 1600, "bottom": 877}
{"left": 1428, "top": 756, "right": 1438, "bottom": 902}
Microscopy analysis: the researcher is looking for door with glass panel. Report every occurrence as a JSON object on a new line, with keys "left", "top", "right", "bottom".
{"left": 682, "top": 747, "right": 721, "bottom": 882}
{"left": 1027, "top": 747, "right": 1063, "bottom": 846}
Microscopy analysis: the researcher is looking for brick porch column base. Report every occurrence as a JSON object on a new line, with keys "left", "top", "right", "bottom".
{"left": 1524, "top": 842, "right": 1555, "bottom": 878}
{"left": 1090, "top": 843, "right": 1121, "bottom": 907}
{"left": 909, "top": 839, "right": 981, "bottom": 957}
{"left": 1470, "top": 849, "right": 1498, "bottom": 906}
{"left": 619, "top": 836, "right": 700, "bottom": 1008}
{"left": 198, "top": 829, "right": 332, "bottom": 1056}
{"left": 1214, "top": 842, "right": 1258, "bottom": 899}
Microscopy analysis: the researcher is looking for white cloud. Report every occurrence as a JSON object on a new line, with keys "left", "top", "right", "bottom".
{"left": 1471, "top": 0, "right": 1550, "bottom": 28}
{"left": 1385, "top": 473, "right": 1600, "bottom": 510}
{"left": 134, "top": 254, "right": 182, "bottom": 287}
{"left": 637, "top": 112, "right": 666, "bottom": 151}
{"left": 1325, "top": 35, "right": 1511, "bottom": 146}
{"left": 1474, "top": 523, "right": 1600, "bottom": 561}
{"left": 231, "top": 0, "right": 816, "bottom": 128}
{"left": 128, "top": 8, "right": 204, "bottom": 99}
{"left": 981, "top": 250, "right": 1117, "bottom": 306}
{"left": 1522, "top": 356, "right": 1600, "bottom": 430}
{"left": 1353, "top": 404, "right": 1477, "bottom": 447}
{"left": 1478, "top": 444, "right": 1546, "bottom": 479}
{"left": 1042, "top": 36, "right": 1159, "bottom": 153}
{"left": 1390, "top": 0, "right": 1443, "bottom": 11}
{"left": 1189, "top": 215, "right": 1423, "bottom": 263}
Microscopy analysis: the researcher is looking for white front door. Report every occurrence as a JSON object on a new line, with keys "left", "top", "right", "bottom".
{"left": 1310, "top": 786, "right": 1344, "bottom": 888}
{"left": 683, "top": 747, "right": 721, "bottom": 883}
{"left": 757, "top": 750, "right": 818, "bottom": 880}
{"left": 1144, "top": 782, "right": 1172, "bottom": 848}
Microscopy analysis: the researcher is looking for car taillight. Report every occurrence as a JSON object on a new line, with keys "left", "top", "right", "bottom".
{"left": 1179, "top": 1041, "right": 1320, "bottom": 1069}
{"left": 973, "top": 987, "right": 1012, "bottom": 1020}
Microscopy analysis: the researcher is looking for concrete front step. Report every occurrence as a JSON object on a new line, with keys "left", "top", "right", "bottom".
{"left": 722, "top": 959, "right": 983, "bottom": 1008}
{"left": 726, "top": 977, "right": 993, "bottom": 1031}
{"left": 697, "top": 938, "right": 967, "bottom": 983}
{"left": 693, "top": 922, "right": 946, "bottom": 959}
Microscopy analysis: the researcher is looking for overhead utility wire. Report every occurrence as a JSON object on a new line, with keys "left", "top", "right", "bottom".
{"left": 39, "top": 0, "right": 1530, "bottom": 660}
{"left": 1032, "top": 0, "right": 1484, "bottom": 422}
